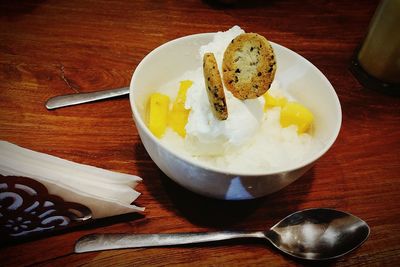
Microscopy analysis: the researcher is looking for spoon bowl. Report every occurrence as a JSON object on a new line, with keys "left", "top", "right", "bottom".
{"left": 265, "top": 208, "right": 370, "bottom": 260}
{"left": 75, "top": 208, "right": 369, "bottom": 260}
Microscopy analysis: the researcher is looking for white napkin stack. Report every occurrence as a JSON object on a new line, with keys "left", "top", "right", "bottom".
{"left": 0, "top": 141, "right": 144, "bottom": 219}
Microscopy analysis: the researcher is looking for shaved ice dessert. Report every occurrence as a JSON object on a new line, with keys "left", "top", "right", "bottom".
{"left": 145, "top": 26, "right": 320, "bottom": 174}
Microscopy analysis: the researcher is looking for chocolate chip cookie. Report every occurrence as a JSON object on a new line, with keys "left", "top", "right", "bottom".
{"left": 203, "top": 52, "right": 228, "bottom": 120}
{"left": 222, "top": 33, "right": 276, "bottom": 100}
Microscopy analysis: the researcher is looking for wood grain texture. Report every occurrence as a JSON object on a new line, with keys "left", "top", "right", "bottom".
{"left": 1, "top": 0, "right": 400, "bottom": 266}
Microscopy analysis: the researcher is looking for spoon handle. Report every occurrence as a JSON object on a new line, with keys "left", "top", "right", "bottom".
{"left": 45, "top": 87, "right": 130, "bottom": 110}
{"left": 75, "top": 231, "right": 266, "bottom": 253}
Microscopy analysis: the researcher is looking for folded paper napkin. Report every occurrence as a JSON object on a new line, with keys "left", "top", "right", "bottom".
{"left": 0, "top": 141, "right": 144, "bottom": 220}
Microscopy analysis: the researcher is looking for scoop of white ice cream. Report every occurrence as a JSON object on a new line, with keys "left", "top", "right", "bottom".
{"left": 184, "top": 26, "right": 265, "bottom": 156}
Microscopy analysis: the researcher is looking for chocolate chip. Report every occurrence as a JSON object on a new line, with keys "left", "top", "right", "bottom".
{"left": 214, "top": 103, "right": 223, "bottom": 111}
{"left": 235, "top": 68, "right": 241, "bottom": 73}
{"left": 258, "top": 72, "right": 262, "bottom": 76}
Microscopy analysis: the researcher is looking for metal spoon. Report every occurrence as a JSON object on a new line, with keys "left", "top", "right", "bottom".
{"left": 74, "top": 208, "right": 370, "bottom": 260}
{"left": 45, "top": 87, "right": 129, "bottom": 110}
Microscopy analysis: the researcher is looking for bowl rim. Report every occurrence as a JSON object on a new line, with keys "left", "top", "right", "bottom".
{"left": 129, "top": 32, "right": 342, "bottom": 177}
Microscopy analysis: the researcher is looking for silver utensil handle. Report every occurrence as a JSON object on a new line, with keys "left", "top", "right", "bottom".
{"left": 45, "top": 87, "right": 130, "bottom": 110}
{"left": 75, "top": 231, "right": 266, "bottom": 253}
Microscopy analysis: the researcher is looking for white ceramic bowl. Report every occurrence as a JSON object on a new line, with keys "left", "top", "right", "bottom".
{"left": 129, "top": 33, "right": 341, "bottom": 200}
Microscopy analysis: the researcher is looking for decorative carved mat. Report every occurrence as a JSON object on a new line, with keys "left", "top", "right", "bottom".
{"left": 0, "top": 175, "right": 92, "bottom": 243}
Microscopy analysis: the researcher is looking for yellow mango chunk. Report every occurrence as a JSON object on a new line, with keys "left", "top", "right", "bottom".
{"left": 179, "top": 80, "right": 193, "bottom": 92}
{"left": 263, "top": 91, "right": 287, "bottom": 111}
{"left": 147, "top": 93, "right": 170, "bottom": 138}
{"left": 168, "top": 80, "right": 193, "bottom": 137}
{"left": 280, "top": 102, "right": 314, "bottom": 134}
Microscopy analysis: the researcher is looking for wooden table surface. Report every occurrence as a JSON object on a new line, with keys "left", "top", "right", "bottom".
{"left": 1, "top": 0, "right": 399, "bottom": 266}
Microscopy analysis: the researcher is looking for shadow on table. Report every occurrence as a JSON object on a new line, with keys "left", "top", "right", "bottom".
{"left": 161, "top": 170, "right": 314, "bottom": 228}
{"left": 130, "top": 139, "right": 315, "bottom": 230}
{"left": 134, "top": 139, "right": 315, "bottom": 230}
{"left": 203, "top": 0, "right": 277, "bottom": 9}
{"left": 1, "top": 212, "right": 145, "bottom": 248}
{"left": 0, "top": 0, "right": 47, "bottom": 18}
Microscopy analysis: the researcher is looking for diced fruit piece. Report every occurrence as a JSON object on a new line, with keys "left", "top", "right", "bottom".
{"left": 280, "top": 102, "right": 314, "bottom": 134}
{"left": 147, "top": 93, "right": 170, "bottom": 138}
{"left": 179, "top": 80, "right": 193, "bottom": 93}
{"left": 169, "top": 80, "right": 193, "bottom": 137}
{"left": 263, "top": 91, "right": 287, "bottom": 111}
{"left": 169, "top": 110, "right": 189, "bottom": 137}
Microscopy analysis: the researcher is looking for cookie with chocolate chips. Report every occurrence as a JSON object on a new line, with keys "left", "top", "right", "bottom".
{"left": 222, "top": 33, "right": 276, "bottom": 100}
{"left": 203, "top": 52, "right": 228, "bottom": 120}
